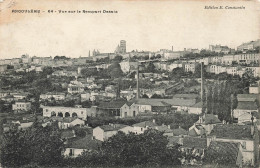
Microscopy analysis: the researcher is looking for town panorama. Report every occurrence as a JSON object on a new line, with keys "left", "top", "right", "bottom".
{"left": 0, "top": 40, "right": 259, "bottom": 167}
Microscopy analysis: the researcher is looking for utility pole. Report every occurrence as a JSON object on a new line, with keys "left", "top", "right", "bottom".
{"left": 201, "top": 62, "right": 204, "bottom": 100}
{"left": 136, "top": 65, "right": 140, "bottom": 99}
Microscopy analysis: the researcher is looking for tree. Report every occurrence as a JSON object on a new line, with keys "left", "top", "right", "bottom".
{"left": 0, "top": 123, "right": 63, "bottom": 167}
{"left": 169, "top": 67, "right": 185, "bottom": 80}
{"left": 107, "top": 63, "right": 123, "bottom": 78}
{"left": 113, "top": 55, "right": 123, "bottom": 62}
{"left": 101, "top": 129, "right": 181, "bottom": 167}
{"left": 145, "top": 62, "right": 156, "bottom": 73}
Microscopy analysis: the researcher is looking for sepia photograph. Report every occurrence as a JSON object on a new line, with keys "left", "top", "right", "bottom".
{"left": 0, "top": 0, "right": 259, "bottom": 167}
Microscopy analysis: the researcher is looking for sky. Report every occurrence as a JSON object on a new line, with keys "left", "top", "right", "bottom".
{"left": 0, "top": 0, "right": 259, "bottom": 59}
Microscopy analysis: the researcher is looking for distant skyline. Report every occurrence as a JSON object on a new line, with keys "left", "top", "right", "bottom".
{"left": 0, "top": 0, "right": 259, "bottom": 59}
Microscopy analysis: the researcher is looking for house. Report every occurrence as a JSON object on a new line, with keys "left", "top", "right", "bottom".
{"left": 135, "top": 99, "right": 172, "bottom": 113}
{"left": 188, "top": 101, "right": 202, "bottom": 115}
{"left": 188, "top": 124, "right": 206, "bottom": 137}
{"left": 40, "top": 92, "right": 66, "bottom": 101}
{"left": 64, "top": 136, "right": 102, "bottom": 157}
{"left": 181, "top": 136, "right": 208, "bottom": 161}
{"left": 12, "top": 101, "right": 31, "bottom": 112}
{"left": 93, "top": 123, "right": 128, "bottom": 141}
{"left": 120, "top": 101, "right": 139, "bottom": 118}
{"left": 97, "top": 99, "right": 127, "bottom": 118}
{"left": 233, "top": 101, "right": 258, "bottom": 123}
{"left": 151, "top": 124, "right": 173, "bottom": 136}
{"left": 194, "top": 114, "right": 221, "bottom": 135}
{"left": 205, "top": 141, "right": 243, "bottom": 167}
{"left": 209, "top": 124, "right": 259, "bottom": 166}
{"left": 67, "top": 80, "right": 85, "bottom": 94}
{"left": 172, "top": 126, "right": 188, "bottom": 136}
{"left": 80, "top": 92, "right": 91, "bottom": 101}
{"left": 132, "top": 120, "right": 158, "bottom": 134}
{"left": 58, "top": 118, "right": 85, "bottom": 129}
{"left": 249, "top": 84, "right": 259, "bottom": 94}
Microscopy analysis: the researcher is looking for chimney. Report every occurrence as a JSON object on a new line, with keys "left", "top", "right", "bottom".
{"left": 251, "top": 125, "right": 254, "bottom": 136}
{"left": 172, "top": 46, "right": 173, "bottom": 51}
{"left": 179, "top": 126, "right": 181, "bottom": 129}
{"left": 162, "top": 123, "right": 165, "bottom": 126}
{"left": 201, "top": 62, "right": 204, "bottom": 101}
{"left": 168, "top": 125, "right": 171, "bottom": 129}
{"left": 136, "top": 65, "right": 140, "bottom": 99}
{"left": 152, "top": 119, "right": 155, "bottom": 123}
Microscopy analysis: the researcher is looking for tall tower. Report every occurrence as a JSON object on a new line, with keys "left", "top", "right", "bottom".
{"left": 120, "top": 40, "right": 126, "bottom": 53}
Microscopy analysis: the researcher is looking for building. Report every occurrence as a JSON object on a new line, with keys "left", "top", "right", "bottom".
{"left": 115, "top": 40, "right": 126, "bottom": 54}
{"left": 233, "top": 101, "right": 258, "bottom": 123}
{"left": 12, "top": 101, "right": 31, "bottom": 112}
{"left": 119, "top": 61, "right": 138, "bottom": 73}
{"left": 0, "top": 65, "right": 8, "bottom": 73}
{"left": 184, "top": 62, "right": 199, "bottom": 73}
{"left": 68, "top": 80, "right": 85, "bottom": 94}
{"left": 42, "top": 106, "right": 96, "bottom": 119}
{"left": 209, "top": 124, "right": 259, "bottom": 166}
{"left": 120, "top": 102, "right": 139, "bottom": 118}
{"left": 64, "top": 136, "right": 101, "bottom": 157}
{"left": 237, "top": 39, "right": 260, "bottom": 51}
{"left": 192, "top": 114, "right": 221, "bottom": 135}
{"left": 97, "top": 99, "right": 138, "bottom": 118}
{"left": 93, "top": 123, "right": 128, "bottom": 141}
{"left": 40, "top": 92, "right": 66, "bottom": 100}
{"left": 205, "top": 141, "right": 243, "bottom": 167}
{"left": 209, "top": 45, "right": 230, "bottom": 54}
{"left": 132, "top": 120, "right": 158, "bottom": 134}
{"left": 249, "top": 83, "right": 259, "bottom": 94}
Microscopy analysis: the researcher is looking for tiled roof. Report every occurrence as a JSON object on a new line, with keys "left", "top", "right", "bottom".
{"left": 237, "top": 94, "right": 258, "bottom": 102}
{"left": 236, "top": 101, "right": 258, "bottom": 110}
{"left": 135, "top": 98, "right": 195, "bottom": 107}
{"left": 66, "top": 136, "right": 102, "bottom": 149}
{"left": 183, "top": 137, "right": 207, "bottom": 149}
{"left": 188, "top": 128, "right": 199, "bottom": 136}
{"left": 99, "top": 124, "right": 128, "bottom": 132}
{"left": 168, "top": 136, "right": 182, "bottom": 145}
{"left": 98, "top": 99, "right": 126, "bottom": 109}
{"left": 191, "top": 101, "right": 202, "bottom": 108}
{"left": 172, "top": 127, "right": 188, "bottom": 136}
{"left": 209, "top": 124, "right": 253, "bottom": 140}
{"left": 207, "top": 141, "right": 240, "bottom": 164}
{"left": 173, "top": 94, "right": 199, "bottom": 99}
{"left": 151, "top": 125, "right": 173, "bottom": 133}
{"left": 132, "top": 121, "right": 158, "bottom": 127}
{"left": 197, "top": 114, "right": 221, "bottom": 125}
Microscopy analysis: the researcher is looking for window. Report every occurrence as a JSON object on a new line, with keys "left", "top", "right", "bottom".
{"left": 69, "top": 149, "right": 74, "bottom": 156}
{"left": 242, "top": 142, "right": 246, "bottom": 149}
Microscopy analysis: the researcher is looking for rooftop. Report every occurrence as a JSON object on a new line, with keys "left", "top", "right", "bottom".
{"left": 66, "top": 135, "right": 102, "bottom": 149}
{"left": 98, "top": 99, "right": 127, "bottom": 109}
{"left": 99, "top": 124, "right": 128, "bottom": 132}
{"left": 236, "top": 101, "right": 258, "bottom": 110}
{"left": 183, "top": 137, "right": 207, "bottom": 149}
{"left": 132, "top": 121, "right": 158, "bottom": 128}
{"left": 207, "top": 141, "right": 240, "bottom": 165}
{"left": 209, "top": 124, "right": 254, "bottom": 140}
{"left": 172, "top": 127, "right": 188, "bottom": 136}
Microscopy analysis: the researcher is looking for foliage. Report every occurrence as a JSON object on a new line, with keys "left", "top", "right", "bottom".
{"left": 107, "top": 62, "right": 124, "bottom": 78}
{"left": 0, "top": 123, "right": 63, "bottom": 167}
{"left": 100, "top": 130, "right": 181, "bottom": 167}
